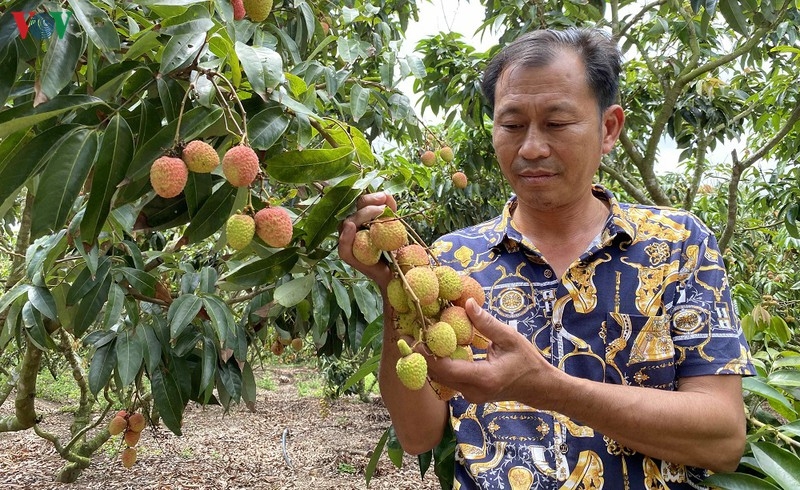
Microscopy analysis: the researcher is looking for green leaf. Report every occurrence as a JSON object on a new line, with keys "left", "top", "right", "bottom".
{"left": 784, "top": 203, "right": 799, "bottom": 239}
{"left": 703, "top": 472, "right": 780, "bottom": 490}
{"left": 25, "top": 230, "right": 68, "bottom": 284}
{"left": 218, "top": 358, "right": 242, "bottom": 400}
{"left": 387, "top": 426, "right": 404, "bottom": 467}
{"left": 101, "top": 283, "right": 125, "bottom": 330}
{"left": 116, "top": 329, "right": 144, "bottom": 386}
{"left": 67, "top": 256, "right": 111, "bottom": 305}
{"left": 265, "top": 147, "right": 355, "bottom": 184}
{"left": 0, "top": 125, "right": 77, "bottom": 206}
{"left": 198, "top": 267, "right": 218, "bottom": 294}
{"left": 72, "top": 273, "right": 112, "bottom": 337}
{"left": 311, "top": 281, "right": 331, "bottom": 333}
{"left": 81, "top": 115, "right": 134, "bottom": 244}
{"left": 140, "top": 323, "right": 162, "bottom": 375}
{"left": 151, "top": 366, "right": 185, "bottom": 436}
{"left": 184, "top": 172, "right": 212, "bottom": 218}
{"left": 350, "top": 83, "right": 370, "bottom": 122}
{"left": 0, "top": 31, "right": 20, "bottom": 104}
{"left": 159, "top": 4, "right": 214, "bottom": 35}
{"left": 126, "top": 106, "right": 222, "bottom": 181}
{"left": 242, "top": 362, "right": 257, "bottom": 407}
{"left": 167, "top": 293, "right": 202, "bottom": 340}
{"left": 22, "top": 301, "right": 55, "bottom": 350}
{"left": 160, "top": 32, "right": 205, "bottom": 74}
{"left": 220, "top": 249, "right": 299, "bottom": 289}
{"left": 330, "top": 277, "right": 351, "bottom": 319}
{"left": 247, "top": 106, "right": 290, "bottom": 150}
{"left": 182, "top": 181, "right": 237, "bottom": 244}
{"left": 201, "top": 295, "right": 234, "bottom": 343}
{"left": 364, "top": 428, "right": 390, "bottom": 486}
{"left": 31, "top": 128, "right": 99, "bottom": 238}
{"left": 37, "top": 14, "right": 84, "bottom": 103}
{"left": 0, "top": 95, "right": 105, "bottom": 139}
{"left": 353, "top": 283, "right": 379, "bottom": 324}
{"left": 235, "top": 41, "right": 283, "bottom": 100}
{"left": 342, "top": 353, "right": 380, "bottom": 394}
{"left": 742, "top": 376, "right": 794, "bottom": 412}
{"left": 274, "top": 274, "right": 315, "bottom": 307}
{"left": 767, "top": 369, "right": 800, "bottom": 388}
{"left": 27, "top": 286, "right": 57, "bottom": 320}
{"left": 200, "top": 336, "right": 216, "bottom": 392}
{"left": 88, "top": 339, "right": 117, "bottom": 395}
{"left": 67, "top": 0, "right": 120, "bottom": 61}
{"left": 301, "top": 175, "right": 361, "bottom": 250}
{"left": 0, "top": 284, "right": 31, "bottom": 315}
{"left": 751, "top": 441, "right": 800, "bottom": 489}
{"left": 119, "top": 267, "right": 157, "bottom": 297}
{"left": 718, "top": 0, "right": 750, "bottom": 36}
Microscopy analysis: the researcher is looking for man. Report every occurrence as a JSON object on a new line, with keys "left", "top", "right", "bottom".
{"left": 339, "top": 28, "right": 754, "bottom": 488}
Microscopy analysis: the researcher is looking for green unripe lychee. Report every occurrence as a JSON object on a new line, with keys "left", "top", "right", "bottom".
{"left": 395, "top": 312, "right": 419, "bottom": 336}
{"left": 254, "top": 206, "right": 293, "bottom": 248}
{"left": 450, "top": 344, "right": 474, "bottom": 361}
{"left": 440, "top": 306, "right": 473, "bottom": 345}
{"left": 386, "top": 278, "right": 410, "bottom": 313}
{"left": 439, "top": 146, "right": 455, "bottom": 163}
{"left": 222, "top": 145, "right": 260, "bottom": 187}
{"left": 395, "top": 244, "right": 429, "bottom": 272}
{"left": 182, "top": 140, "right": 219, "bottom": 173}
{"left": 453, "top": 275, "right": 486, "bottom": 309}
{"left": 396, "top": 340, "right": 427, "bottom": 391}
{"left": 425, "top": 321, "right": 457, "bottom": 358}
{"left": 405, "top": 267, "right": 439, "bottom": 306}
{"left": 434, "top": 266, "right": 463, "bottom": 301}
{"left": 226, "top": 214, "right": 255, "bottom": 250}
{"left": 243, "top": 0, "right": 273, "bottom": 22}
{"left": 409, "top": 297, "right": 440, "bottom": 318}
{"left": 352, "top": 229, "right": 382, "bottom": 266}
{"left": 150, "top": 156, "right": 188, "bottom": 198}
{"left": 369, "top": 218, "right": 408, "bottom": 251}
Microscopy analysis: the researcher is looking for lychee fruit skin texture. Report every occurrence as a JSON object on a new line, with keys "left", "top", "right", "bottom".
{"left": 108, "top": 415, "right": 127, "bottom": 436}
{"left": 453, "top": 275, "right": 486, "bottom": 309}
{"left": 124, "top": 429, "right": 141, "bottom": 447}
{"left": 352, "top": 229, "right": 382, "bottom": 266}
{"left": 254, "top": 207, "right": 293, "bottom": 247}
{"left": 451, "top": 345, "right": 474, "bottom": 361}
{"left": 243, "top": 0, "right": 273, "bottom": 22}
{"left": 425, "top": 321, "right": 457, "bottom": 358}
{"left": 127, "top": 412, "right": 146, "bottom": 433}
{"left": 405, "top": 267, "right": 440, "bottom": 306}
{"left": 440, "top": 306, "right": 474, "bottom": 345}
{"left": 182, "top": 140, "right": 219, "bottom": 173}
{"left": 386, "top": 278, "right": 410, "bottom": 313}
{"left": 369, "top": 218, "right": 408, "bottom": 251}
{"left": 291, "top": 338, "right": 303, "bottom": 351}
{"left": 452, "top": 171, "right": 468, "bottom": 190}
{"left": 395, "top": 244, "right": 429, "bottom": 272}
{"left": 439, "top": 146, "right": 455, "bottom": 163}
{"left": 226, "top": 214, "right": 255, "bottom": 250}
{"left": 396, "top": 352, "right": 428, "bottom": 390}
{"left": 150, "top": 156, "right": 188, "bottom": 198}
{"left": 121, "top": 447, "right": 137, "bottom": 468}
{"left": 231, "top": 0, "right": 246, "bottom": 20}
{"left": 222, "top": 145, "right": 260, "bottom": 187}
{"left": 395, "top": 312, "right": 419, "bottom": 337}
{"left": 420, "top": 150, "right": 437, "bottom": 167}
{"left": 435, "top": 266, "right": 463, "bottom": 301}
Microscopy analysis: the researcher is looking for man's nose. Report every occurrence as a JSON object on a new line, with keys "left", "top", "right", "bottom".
{"left": 518, "top": 127, "right": 550, "bottom": 160}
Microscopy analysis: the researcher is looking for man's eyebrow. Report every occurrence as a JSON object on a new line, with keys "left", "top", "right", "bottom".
{"left": 494, "top": 102, "right": 580, "bottom": 119}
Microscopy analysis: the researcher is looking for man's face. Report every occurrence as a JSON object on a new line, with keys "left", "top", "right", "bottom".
{"left": 491, "top": 49, "right": 621, "bottom": 212}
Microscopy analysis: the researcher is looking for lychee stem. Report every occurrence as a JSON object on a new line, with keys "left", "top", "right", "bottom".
{"left": 173, "top": 84, "right": 195, "bottom": 147}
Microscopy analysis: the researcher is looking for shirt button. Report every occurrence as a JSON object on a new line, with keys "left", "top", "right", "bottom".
{"left": 553, "top": 322, "right": 563, "bottom": 332}
{"left": 559, "top": 443, "right": 569, "bottom": 454}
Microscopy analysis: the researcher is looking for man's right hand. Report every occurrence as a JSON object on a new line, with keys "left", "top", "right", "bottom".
{"left": 338, "top": 191, "right": 397, "bottom": 291}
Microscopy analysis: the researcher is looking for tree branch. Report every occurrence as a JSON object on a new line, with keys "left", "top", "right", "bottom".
{"left": 599, "top": 162, "right": 654, "bottom": 205}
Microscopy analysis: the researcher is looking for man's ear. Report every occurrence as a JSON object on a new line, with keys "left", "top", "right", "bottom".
{"left": 601, "top": 105, "right": 625, "bottom": 155}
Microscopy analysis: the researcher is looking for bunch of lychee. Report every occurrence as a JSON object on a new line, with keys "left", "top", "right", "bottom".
{"left": 149, "top": 140, "right": 261, "bottom": 198}
{"left": 418, "top": 144, "right": 468, "bottom": 191}
{"left": 108, "top": 410, "right": 147, "bottom": 468}
{"left": 225, "top": 205, "right": 294, "bottom": 251}
{"left": 352, "top": 214, "right": 487, "bottom": 399}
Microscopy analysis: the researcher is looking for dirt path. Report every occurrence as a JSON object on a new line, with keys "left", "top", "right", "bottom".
{"left": 0, "top": 367, "right": 442, "bottom": 489}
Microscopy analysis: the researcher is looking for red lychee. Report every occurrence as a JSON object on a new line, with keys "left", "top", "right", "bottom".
{"left": 254, "top": 206, "right": 293, "bottom": 248}
{"left": 222, "top": 145, "right": 260, "bottom": 187}
{"left": 150, "top": 156, "right": 188, "bottom": 198}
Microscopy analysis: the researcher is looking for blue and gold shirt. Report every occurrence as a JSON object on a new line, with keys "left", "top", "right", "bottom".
{"left": 431, "top": 185, "right": 755, "bottom": 489}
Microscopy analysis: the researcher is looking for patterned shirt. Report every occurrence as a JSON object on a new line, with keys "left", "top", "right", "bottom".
{"left": 431, "top": 185, "right": 755, "bottom": 490}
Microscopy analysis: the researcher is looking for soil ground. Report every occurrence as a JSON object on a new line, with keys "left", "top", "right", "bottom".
{"left": 0, "top": 366, "right": 442, "bottom": 490}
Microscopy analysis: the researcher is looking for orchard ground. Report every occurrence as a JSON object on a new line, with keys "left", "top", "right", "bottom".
{"left": 0, "top": 366, "right": 441, "bottom": 489}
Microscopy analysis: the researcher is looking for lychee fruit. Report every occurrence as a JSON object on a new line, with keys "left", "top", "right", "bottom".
{"left": 395, "top": 312, "right": 419, "bottom": 337}
{"left": 369, "top": 218, "right": 408, "bottom": 251}
{"left": 452, "top": 171, "right": 468, "bottom": 190}
{"left": 254, "top": 206, "right": 293, "bottom": 248}
{"left": 291, "top": 338, "right": 303, "bottom": 351}
{"left": 150, "top": 156, "right": 188, "bottom": 198}
{"left": 121, "top": 447, "right": 137, "bottom": 468}
{"left": 108, "top": 415, "right": 127, "bottom": 436}
{"left": 405, "top": 267, "right": 439, "bottom": 306}
{"left": 182, "top": 140, "right": 219, "bottom": 173}
{"left": 471, "top": 330, "right": 490, "bottom": 350}
{"left": 418, "top": 299, "right": 441, "bottom": 318}
{"left": 270, "top": 340, "right": 284, "bottom": 355}
{"left": 440, "top": 306, "right": 474, "bottom": 345}
{"left": 396, "top": 339, "right": 427, "bottom": 390}
{"left": 425, "top": 321, "right": 457, "bottom": 358}
{"left": 124, "top": 429, "right": 141, "bottom": 447}
{"left": 439, "top": 146, "right": 455, "bottom": 163}
{"left": 450, "top": 344, "right": 473, "bottom": 361}
{"left": 115, "top": 410, "right": 129, "bottom": 418}
{"left": 352, "top": 229, "right": 382, "bottom": 266}
{"left": 420, "top": 150, "right": 437, "bottom": 167}
{"left": 434, "top": 266, "right": 463, "bottom": 301}
{"left": 395, "top": 244, "right": 429, "bottom": 272}
{"left": 222, "top": 145, "right": 260, "bottom": 187}
{"left": 386, "top": 278, "right": 410, "bottom": 313}
{"left": 243, "top": 0, "right": 273, "bottom": 22}
{"left": 226, "top": 214, "right": 255, "bottom": 250}
{"left": 453, "top": 275, "right": 486, "bottom": 309}
{"left": 127, "top": 412, "right": 146, "bottom": 433}
{"left": 231, "top": 0, "right": 246, "bottom": 20}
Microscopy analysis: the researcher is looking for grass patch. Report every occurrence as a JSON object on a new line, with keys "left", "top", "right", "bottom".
{"left": 256, "top": 371, "right": 276, "bottom": 391}
{"left": 36, "top": 371, "right": 81, "bottom": 404}
{"left": 296, "top": 372, "right": 324, "bottom": 398}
